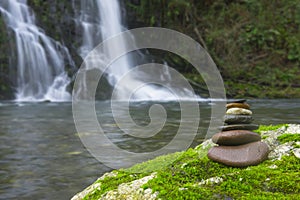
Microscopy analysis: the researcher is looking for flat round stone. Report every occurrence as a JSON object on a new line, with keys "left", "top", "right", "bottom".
{"left": 226, "top": 108, "right": 252, "bottom": 115}
{"left": 218, "top": 124, "right": 259, "bottom": 131}
{"left": 212, "top": 130, "right": 261, "bottom": 145}
{"left": 224, "top": 114, "right": 253, "bottom": 124}
{"left": 226, "top": 103, "right": 250, "bottom": 110}
{"left": 227, "top": 99, "right": 247, "bottom": 103}
{"left": 207, "top": 141, "right": 269, "bottom": 167}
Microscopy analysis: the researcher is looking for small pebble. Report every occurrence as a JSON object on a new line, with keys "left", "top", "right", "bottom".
{"left": 226, "top": 108, "right": 252, "bottom": 115}
{"left": 226, "top": 102, "right": 250, "bottom": 110}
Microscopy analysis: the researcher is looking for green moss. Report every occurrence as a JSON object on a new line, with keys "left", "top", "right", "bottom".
{"left": 278, "top": 134, "right": 300, "bottom": 144}
{"left": 80, "top": 124, "right": 299, "bottom": 199}
{"left": 255, "top": 124, "right": 288, "bottom": 134}
{"left": 125, "top": 151, "right": 184, "bottom": 173}
{"left": 294, "top": 144, "right": 300, "bottom": 149}
{"left": 144, "top": 153, "right": 299, "bottom": 200}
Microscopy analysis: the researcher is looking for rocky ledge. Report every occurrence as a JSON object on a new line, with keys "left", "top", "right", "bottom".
{"left": 71, "top": 124, "right": 300, "bottom": 200}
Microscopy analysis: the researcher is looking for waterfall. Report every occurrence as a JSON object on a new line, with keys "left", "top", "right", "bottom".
{"left": 0, "top": 0, "right": 74, "bottom": 102}
{"left": 74, "top": 0, "right": 131, "bottom": 83}
{"left": 74, "top": 0, "right": 199, "bottom": 101}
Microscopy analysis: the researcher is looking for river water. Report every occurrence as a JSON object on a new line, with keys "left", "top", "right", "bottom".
{"left": 0, "top": 99, "right": 299, "bottom": 199}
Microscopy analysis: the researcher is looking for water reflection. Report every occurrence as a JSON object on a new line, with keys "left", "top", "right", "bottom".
{"left": 0, "top": 102, "right": 105, "bottom": 199}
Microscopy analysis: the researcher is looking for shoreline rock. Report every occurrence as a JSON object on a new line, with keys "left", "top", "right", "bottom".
{"left": 71, "top": 124, "right": 300, "bottom": 200}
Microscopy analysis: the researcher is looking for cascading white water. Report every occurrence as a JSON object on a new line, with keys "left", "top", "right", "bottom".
{"left": 0, "top": 0, "right": 74, "bottom": 102}
{"left": 74, "top": 0, "right": 131, "bottom": 83}
{"left": 74, "top": 0, "right": 199, "bottom": 101}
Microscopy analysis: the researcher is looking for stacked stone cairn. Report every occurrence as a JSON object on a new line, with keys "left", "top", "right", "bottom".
{"left": 208, "top": 99, "right": 269, "bottom": 167}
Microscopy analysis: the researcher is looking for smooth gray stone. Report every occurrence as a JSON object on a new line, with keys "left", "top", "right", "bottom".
{"left": 224, "top": 114, "right": 253, "bottom": 124}
{"left": 212, "top": 130, "right": 261, "bottom": 145}
{"left": 207, "top": 141, "right": 269, "bottom": 167}
{"left": 226, "top": 108, "right": 252, "bottom": 115}
{"left": 218, "top": 124, "right": 259, "bottom": 131}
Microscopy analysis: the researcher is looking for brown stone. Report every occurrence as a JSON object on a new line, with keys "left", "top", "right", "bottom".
{"left": 212, "top": 130, "right": 261, "bottom": 145}
{"left": 226, "top": 102, "right": 250, "bottom": 110}
{"left": 207, "top": 141, "right": 269, "bottom": 167}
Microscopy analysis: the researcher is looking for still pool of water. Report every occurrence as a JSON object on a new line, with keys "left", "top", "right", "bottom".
{"left": 0, "top": 99, "right": 299, "bottom": 199}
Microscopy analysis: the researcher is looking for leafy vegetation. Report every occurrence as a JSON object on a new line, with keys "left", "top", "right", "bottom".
{"left": 126, "top": 0, "right": 300, "bottom": 98}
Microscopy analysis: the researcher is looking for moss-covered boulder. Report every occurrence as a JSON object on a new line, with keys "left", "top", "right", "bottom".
{"left": 71, "top": 124, "right": 300, "bottom": 200}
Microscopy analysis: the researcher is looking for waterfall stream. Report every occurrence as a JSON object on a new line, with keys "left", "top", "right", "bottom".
{"left": 0, "top": 0, "right": 74, "bottom": 102}
{"left": 73, "top": 0, "right": 199, "bottom": 100}
{"left": 74, "top": 0, "right": 132, "bottom": 86}
{"left": 0, "top": 0, "right": 199, "bottom": 101}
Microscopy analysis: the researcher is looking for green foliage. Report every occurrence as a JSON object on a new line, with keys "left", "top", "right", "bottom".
{"left": 126, "top": 0, "right": 300, "bottom": 98}
{"left": 287, "top": 36, "right": 300, "bottom": 61}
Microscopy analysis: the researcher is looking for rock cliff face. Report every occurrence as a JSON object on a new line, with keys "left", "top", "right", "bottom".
{"left": 27, "top": 0, "right": 81, "bottom": 68}
{"left": 0, "top": 16, "right": 13, "bottom": 99}
{"left": 71, "top": 124, "right": 300, "bottom": 200}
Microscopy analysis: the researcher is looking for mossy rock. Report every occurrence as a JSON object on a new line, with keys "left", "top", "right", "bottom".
{"left": 72, "top": 124, "right": 300, "bottom": 200}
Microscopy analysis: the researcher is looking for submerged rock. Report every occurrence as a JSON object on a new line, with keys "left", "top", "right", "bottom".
{"left": 212, "top": 130, "right": 261, "bottom": 145}
{"left": 207, "top": 141, "right": 269, "bottom": 167}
